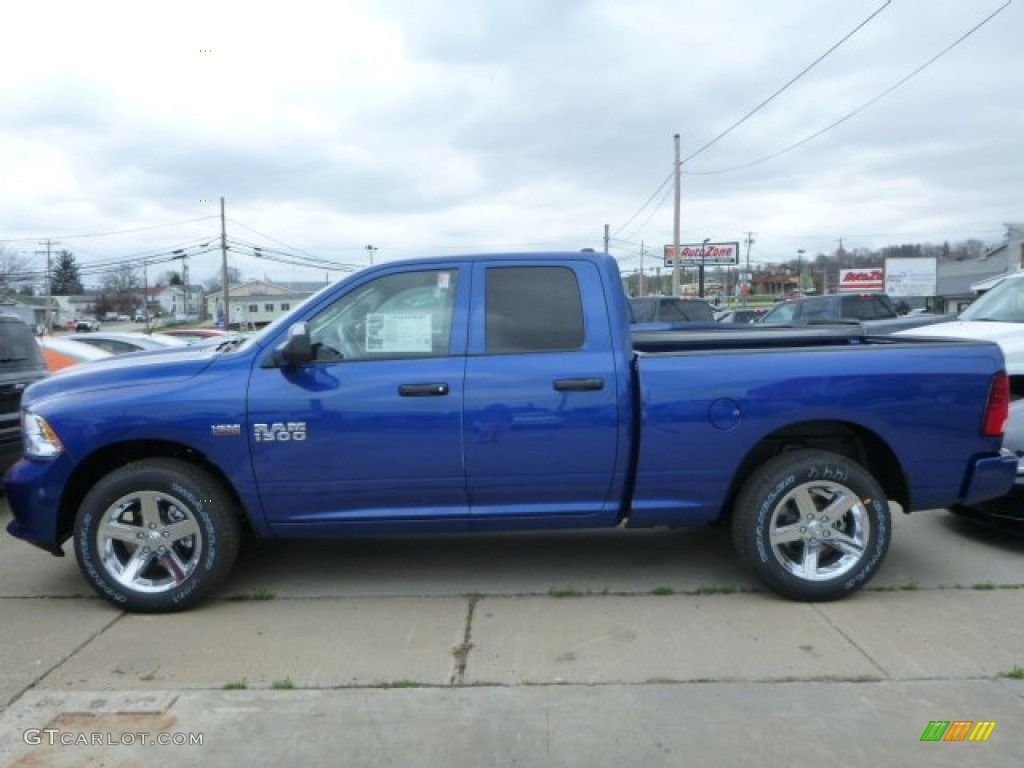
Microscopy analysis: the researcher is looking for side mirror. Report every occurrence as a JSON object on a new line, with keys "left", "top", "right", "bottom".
{"left": 273, "top": 322, "right": 313, "bottom": 367}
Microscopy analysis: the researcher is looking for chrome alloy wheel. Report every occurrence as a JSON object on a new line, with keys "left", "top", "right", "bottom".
{"left": 767, "top": 479, "right": 870, "bottom": 582}
{"left": 95, "top": 490, "right": 203, "bottom": 594}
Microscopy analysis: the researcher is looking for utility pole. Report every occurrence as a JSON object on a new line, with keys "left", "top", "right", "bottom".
{"left": 603, "top": 224, "right": 610, "bottom": 254}
{"left": 173, "top": 251, "right": 190, "bottom": 320}
{"left": 671, "top": 134, "right": 682, "bottom": 298}
{"left": 365, "top": 245, "right": 378, "bottom": 265}
{"left": 35, "top": 239, "right": 60, "bottom": 334}
{"left": 639, "top": 241, "right": 646, "bottom": 297}
{"left": 220, "top": 196, "right": 229, "bottom": 329}
{"left": 743, "top": 231, "right": 756, "bottom": 306}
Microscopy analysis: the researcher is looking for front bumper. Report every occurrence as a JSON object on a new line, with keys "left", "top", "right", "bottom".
{"left": 3, "top": 454, "right": 76, "bottom": 555}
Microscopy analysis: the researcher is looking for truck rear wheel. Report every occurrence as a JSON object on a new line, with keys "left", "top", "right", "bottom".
{"left": 732, "top": 449, "right": 890, "bottom": 601}
{"left": 74, "top": 459, "right": 240, "bottom": 612}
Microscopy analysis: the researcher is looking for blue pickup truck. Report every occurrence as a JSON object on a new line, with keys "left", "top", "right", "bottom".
{"left": 4, "top": 252, "right": 1016, "bottom": 611}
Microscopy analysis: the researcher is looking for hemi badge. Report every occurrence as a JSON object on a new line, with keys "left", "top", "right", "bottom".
{"left": 210, "top": 424, "right": 241, "bottom": 436}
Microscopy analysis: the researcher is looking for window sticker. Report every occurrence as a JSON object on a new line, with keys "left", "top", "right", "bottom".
{"left": 365, "top": 313, "right": 433, "bottom": 352}
{"left": 437, "top": 272, "right": 451, "bottom": 290}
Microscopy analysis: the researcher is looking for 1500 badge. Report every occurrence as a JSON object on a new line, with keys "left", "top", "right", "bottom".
{"left": 253, "top": 422, "right": 307, "bottom": 442}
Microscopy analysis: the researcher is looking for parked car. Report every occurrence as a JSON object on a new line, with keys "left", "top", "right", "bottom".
{"left": 717, "top": 308, "right": 767, "bottom": 324}
{"left": 629, "top": 296, "right": 715, "bottom": 324}
{"left": 3, "top": 251, "right": 1014, "bottom": 612}
{"left": 160, "top": 328, "right": 230, "bottom": 345}
{"left": 0, "top": 316, "right": 48, "bottom": 473}
{"left": 760, "top": 293, "right": 952, "bottom": 333}
{"left": 37, "top": 337, "right": 113, "bottom": 371}
{"left": 898, "top": 272, "right": 1024, "bottom": 532}
{"left": 75, "top": 319, "right": 100, "bottom": 332}
{"left": 62, "top": 332, "right": 190, "bottom": 355}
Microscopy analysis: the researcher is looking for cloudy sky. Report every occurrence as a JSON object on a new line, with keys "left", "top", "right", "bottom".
{"left": 2, "top": 0, "right": 1021, "bottom": 286}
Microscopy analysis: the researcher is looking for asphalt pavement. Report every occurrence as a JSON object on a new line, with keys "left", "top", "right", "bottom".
{"left": 0, "top": 499, "right": 1022, "bottom": 766}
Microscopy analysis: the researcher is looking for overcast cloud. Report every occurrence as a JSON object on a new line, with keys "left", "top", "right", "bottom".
{"left": 2, "top": 0, "right": 1021, "bottom": 284}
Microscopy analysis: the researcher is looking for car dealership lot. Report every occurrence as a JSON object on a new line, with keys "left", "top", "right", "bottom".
{"left": 1, "top": 499, "right": 1022, "bottom": 766}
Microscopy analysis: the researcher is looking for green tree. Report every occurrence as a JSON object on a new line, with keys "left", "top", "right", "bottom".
{"left": 50, "top": 250, "right": 85, "bottom": 295}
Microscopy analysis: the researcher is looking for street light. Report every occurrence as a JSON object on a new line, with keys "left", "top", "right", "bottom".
{"left": 796, "top": 249, "right": 805, "bottom": 295}
{"left": 698, "top": 238, "right": 710, "bottom": 298}
{"left": 365, "top": 245, "right": 378, "bottom": 266}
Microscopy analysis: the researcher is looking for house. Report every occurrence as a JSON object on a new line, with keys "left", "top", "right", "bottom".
{"left": 148, "top": 285, "right": 205, "bottom": 321}
{"left": 205, "top": 280, "right": 319, "bottom": 329}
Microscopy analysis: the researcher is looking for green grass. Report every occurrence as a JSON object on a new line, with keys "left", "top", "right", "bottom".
{"left": 228, "top": 589, "right": 277, "bottom": 602}
{"left": 223, "top": 678, "right": 248, "bottom": 690}
{"left": 271, "top": 677, "right": 295, "bottom": 690}
{"left": 548, "top": 587, "right": 582, "bottom": 598}
{"left": 694, "top": 584, "right": 736, "bottom": 595}
{"left": 1001, "top": 666, "right": 1024, "bottom": 680}
{"left": 650, "top": 586, "right": 675, "bottom": 596}
{"left": 973, "top": 582, "right": 996, "bottom": 590}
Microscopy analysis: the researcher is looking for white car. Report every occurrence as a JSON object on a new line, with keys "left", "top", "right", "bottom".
{"left": 896, "top": 271, "right": 1024, "bottom": 381}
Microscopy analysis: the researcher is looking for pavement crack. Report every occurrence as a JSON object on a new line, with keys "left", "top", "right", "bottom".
{"left": 449, "top": 596, "right": 478, "bottom": 686}
{"left": 810, "top": 604, "right": 890, "bottom": 679}
{"left": 4, "top": 608, "right": 126, "bottom": 709}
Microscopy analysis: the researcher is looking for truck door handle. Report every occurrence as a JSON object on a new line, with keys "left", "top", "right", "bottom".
{"left": 398, "top": 383, "right": 450, "bottom": 397}
{"left": 553, "top": 378, "right": 605, "bottom": 392}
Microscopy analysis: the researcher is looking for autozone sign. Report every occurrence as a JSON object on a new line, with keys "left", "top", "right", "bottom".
{"left": 838, "top": 268, "right": 884, "bottom": 292}
{"left": 663, "top": 242, "right": 740, "bottom": 267}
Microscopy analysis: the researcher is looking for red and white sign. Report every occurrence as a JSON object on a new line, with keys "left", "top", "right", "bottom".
{"left": 663, "top": 241, "right": 740, "bottom": 267}
{"left": 838, "top": 268, "right": 883, "bottom": 292}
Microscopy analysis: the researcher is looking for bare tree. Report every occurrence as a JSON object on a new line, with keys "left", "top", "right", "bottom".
{"left": 0, "top": 247, "right": 37, "bottom": 293}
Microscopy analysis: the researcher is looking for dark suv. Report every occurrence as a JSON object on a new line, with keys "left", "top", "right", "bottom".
{"left": 0, "top": 316, "right": 48, "bottom": 474}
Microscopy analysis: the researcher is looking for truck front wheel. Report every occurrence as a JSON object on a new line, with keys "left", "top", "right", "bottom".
{"left": 74, "top": 459, "right": 241, "bottom": 612}
{"left": 732, "top": 449, "right": 891, "bottom": 601}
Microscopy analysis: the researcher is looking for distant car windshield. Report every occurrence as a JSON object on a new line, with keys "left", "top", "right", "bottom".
{"left": 959, "top": 275, "right": 1024, "bottom": 322}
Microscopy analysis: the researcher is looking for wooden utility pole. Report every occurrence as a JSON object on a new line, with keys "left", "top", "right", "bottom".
{"left": 671, "top": 134, "right": 681, "bottom": 297}
{"left": 36, "top": 239, "right": 60, "bottom": 334}
{"left": 220, "top": 197, "right": 229, "bottom": 329}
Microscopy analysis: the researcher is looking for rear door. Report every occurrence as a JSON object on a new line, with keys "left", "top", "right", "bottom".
{"left": 463, "top": 260, "right": 623, "bottom": 526}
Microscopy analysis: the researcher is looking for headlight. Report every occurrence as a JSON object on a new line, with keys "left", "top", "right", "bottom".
{"left": 22, "top": 411, "right": 64, "bottom": 459}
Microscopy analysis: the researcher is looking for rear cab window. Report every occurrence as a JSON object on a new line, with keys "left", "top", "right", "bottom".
{"left": 484, "top": 266, "right": 585, "bottom": 354}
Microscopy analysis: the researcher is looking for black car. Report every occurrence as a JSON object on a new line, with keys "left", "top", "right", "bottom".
{"left": 717, "top": 308, "right": 767, "bottom": 324}
{"left": 0, "top": 316, "right": 49, "bottom": 473}
{"left": 628, "top": 296, "right": 715, "bottom": 324}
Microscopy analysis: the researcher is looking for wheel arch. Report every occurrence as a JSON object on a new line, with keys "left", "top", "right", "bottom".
{"left": 56, "top": 440, "right": 249, "bottom": 543}
{"left": 721, "top": 420, "right": 908, "bottom": 522}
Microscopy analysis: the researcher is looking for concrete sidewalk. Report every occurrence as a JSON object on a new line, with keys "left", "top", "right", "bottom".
{"left": 1, "top": 589, "right": 1022, "bottom": 766}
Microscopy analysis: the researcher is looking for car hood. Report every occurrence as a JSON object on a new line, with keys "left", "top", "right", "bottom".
{"left": 23, "top": 346, "right": 223, "bottom": 405}
{"left": 896, "top": 320, "right": 1024, "bottom": 373}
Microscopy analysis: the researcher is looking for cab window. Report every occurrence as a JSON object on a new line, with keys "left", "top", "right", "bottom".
{"left": 307, "top": 269, "right": 459, "bottom": 361}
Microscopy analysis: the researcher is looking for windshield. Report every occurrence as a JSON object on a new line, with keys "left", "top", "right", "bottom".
{"left": 959, "top": 275, "right": 1024, "bottom": 322}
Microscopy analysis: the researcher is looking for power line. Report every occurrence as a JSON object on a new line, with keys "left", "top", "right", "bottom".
{"left": 612, "top": 2, "right": 892, "bottom": 239}
{"left": 0, "top": 216, "right": 218, "bottom": 243}
{"left": 685, "top": 0, "right": 1013, "bottom": 176}
{"left": 683, "top": 0, "right": 892, "bottom": 165}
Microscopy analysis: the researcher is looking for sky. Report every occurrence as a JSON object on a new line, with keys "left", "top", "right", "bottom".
{"left": 1, "top": 0, "right": 1021, "bottom": 287}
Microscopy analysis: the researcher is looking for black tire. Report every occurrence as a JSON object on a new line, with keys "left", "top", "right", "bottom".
{"left": 731, "top": 449, "right": 890, "bottom": 601}
{"left": 74, "top": 458, "right": 241, "bottom": 612}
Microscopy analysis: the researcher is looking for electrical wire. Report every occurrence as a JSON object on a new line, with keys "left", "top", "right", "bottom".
{"left": 683, "top": 0, "right": 892, "bottom": 165}
{"left": 612, "top": 1, "right": 892, "bottom": 239}
{"left": 0, "top": 216, "right": 218, "bottom": 243}
{"left": 685, "top": 0, "right": 1013, "bottom": 176}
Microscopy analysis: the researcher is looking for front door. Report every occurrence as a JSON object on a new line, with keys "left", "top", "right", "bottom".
{"left": 248, "top": 265, "right": 470, "bottom": 533}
